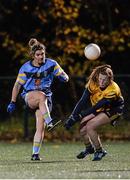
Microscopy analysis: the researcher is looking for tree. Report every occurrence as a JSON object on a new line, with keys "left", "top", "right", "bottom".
{"left": 0, "top": 0, "right": 130, "bottom": 76}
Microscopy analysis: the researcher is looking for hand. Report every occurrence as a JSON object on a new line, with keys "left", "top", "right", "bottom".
{"left": 64, "top": 115, "right": 77, "bottom": 130}
{"left": 7, "top": 102, "right": 16, "bottom": 113}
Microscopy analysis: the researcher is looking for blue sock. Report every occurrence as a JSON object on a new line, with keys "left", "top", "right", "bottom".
{"left": 43, "top": 112, "right": 52, "bottom": 125}
{"left": 32, "top": 141, "right": 42, "bottom": 154}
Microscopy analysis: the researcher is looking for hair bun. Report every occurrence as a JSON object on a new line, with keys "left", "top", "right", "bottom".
{"left": 105, "top": 64, "right": 111, "bottom": 69}
{"left": 28, "top": 38, "right": 38, "bottom": 47}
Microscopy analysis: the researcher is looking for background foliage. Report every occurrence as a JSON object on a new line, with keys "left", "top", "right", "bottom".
{"left": 0, "top": 0, "right": 130, "bottom": 75}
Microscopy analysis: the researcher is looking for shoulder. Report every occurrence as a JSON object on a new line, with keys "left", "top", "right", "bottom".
{"left": 104, "top": 81, "right": 121, "bottom": 97}
{"left": 109, "top": 81, "right": 120, "bottom": 91}
{"left": 19, "top": 60, "right": 31, "bottom": 71}
{"left": 45, "top": 58, "right": 57, "bottom": 65}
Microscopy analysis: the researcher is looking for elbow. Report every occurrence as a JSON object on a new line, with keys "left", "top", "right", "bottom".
{"left": 58, "top": 72, "right": 69, "bottom": 82}
{"left": 63, "top": 74, "right": 69, "bottom": 82}
{"left": 66, "top": 75, "right": 69, "bottom": 82}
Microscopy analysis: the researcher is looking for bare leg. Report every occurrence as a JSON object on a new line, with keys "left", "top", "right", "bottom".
{"left": 26, "top": 91, "right": 52, "bottom": 125}
{"left": 76, "top": 114, "right": 95, "bottom": 159}
{"left": 32, "top": 109, "right": 45, "bottom": 155}
{"left": 80, "top": 114, "right": 95, "bottom": 146}
{"left": 86, "top": 113, "right": 110, "bottom": 150}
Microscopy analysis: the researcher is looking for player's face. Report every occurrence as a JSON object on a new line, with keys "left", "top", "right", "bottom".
{"left": 98, "top": 73, "right": 110, "bottom": 89}
{"left": 33, "top": 49, "right": 45, "bottom": 66}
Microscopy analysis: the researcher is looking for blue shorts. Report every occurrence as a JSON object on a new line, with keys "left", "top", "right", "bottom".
{"left": 24, "top": 93, "right": 52, "bottom": 112}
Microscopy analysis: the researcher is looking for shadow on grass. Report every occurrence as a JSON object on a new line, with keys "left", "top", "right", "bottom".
{"left": 78, "top": 169, "right": 130, "bottom": 172}
{"left": 25, "top": 159, "right": 81, "bottom": 164}
{"left": 0, "top": 159, "right": 80, "bottom": 165}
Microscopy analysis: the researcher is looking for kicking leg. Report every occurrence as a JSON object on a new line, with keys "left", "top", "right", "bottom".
{"left": 26, "top": 91, "right": 53, "bottom": 127}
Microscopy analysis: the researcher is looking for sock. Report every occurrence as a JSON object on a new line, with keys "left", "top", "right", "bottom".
{"left": 95, "top": 147, "right": 103, "bottom": 152}
{"left": 43, "top": 112, "right": 52, "bottom": 125}
{"left": 32, "top": 141, "right": 42, "bottom": 154}
{"left": 85, "top": 143, "right": 92, "bottom": 149}
{"left": 84, "top": 143, "right": 95, "bottom": 154}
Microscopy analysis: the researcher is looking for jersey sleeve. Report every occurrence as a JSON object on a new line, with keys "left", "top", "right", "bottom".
{"left": 72, "top": 88, "right": 90, "bottom": 117}
{"left": 16, "top": 66, "right": 27, "bottom": 85}
{"left": 80, "top": 98, "right": 111, "bottom": 118}
{"left": 53, "top": 62, "right": 69, "bottom": 82}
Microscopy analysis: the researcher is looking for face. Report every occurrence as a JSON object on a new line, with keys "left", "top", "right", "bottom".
{"left": 33, "top": 49, "right": 45, "bottom": 66}
{"left": 98, "top": 73, "right": 110, "bottom": 89}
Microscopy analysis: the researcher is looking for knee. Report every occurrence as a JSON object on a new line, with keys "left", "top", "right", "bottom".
{"left": 39, "top": 94, "right": 47, "bottom": 104}
{"left": 86, "top": 123, "right": 96, "bottom": 133}
{"left": 80, "top": 128, "right": 87, "bottom": 136}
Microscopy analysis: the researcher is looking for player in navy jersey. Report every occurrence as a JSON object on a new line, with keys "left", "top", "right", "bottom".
{"left": 65, "top": 65, "right": 124, "bottom": 161}
{"left": 7, "top": 38, "right": 69, "bottom": 160}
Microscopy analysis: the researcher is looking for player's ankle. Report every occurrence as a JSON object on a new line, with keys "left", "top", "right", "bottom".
{"left": 95, "top": 147, "right": 103, "bottom": 152}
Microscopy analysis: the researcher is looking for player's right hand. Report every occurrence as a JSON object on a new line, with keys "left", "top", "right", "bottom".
{"left": 64, "top": 115, "right": 77, "bottom": 130}
{"left": 7, "top": 102, "right": 16, "bottom": 113}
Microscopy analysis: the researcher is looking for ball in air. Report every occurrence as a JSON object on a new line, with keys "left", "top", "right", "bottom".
{"left": 84, "top": 43, "right": 101, "bottom": 60}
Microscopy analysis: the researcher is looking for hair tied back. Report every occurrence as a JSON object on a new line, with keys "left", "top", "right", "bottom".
{"left": 29, "top": 38, "right": 38, "bottom": 48}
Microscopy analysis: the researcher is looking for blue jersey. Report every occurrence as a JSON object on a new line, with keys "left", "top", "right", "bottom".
{"left": 16, "top": 58, "right": 69, "bottom": 98}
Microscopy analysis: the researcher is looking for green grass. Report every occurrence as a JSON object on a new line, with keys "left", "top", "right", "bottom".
{"left": 0, "top": 142, "right": 130, "bottom": 179}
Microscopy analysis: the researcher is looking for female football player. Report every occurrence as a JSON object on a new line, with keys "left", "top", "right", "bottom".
{"left": 7, "top": 38, "right": 69, "bottom": 160}
{"left": 65, "top": 64, "right": 124, "bottom": 161}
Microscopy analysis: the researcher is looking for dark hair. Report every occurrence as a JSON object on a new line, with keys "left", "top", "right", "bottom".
{"left": 28, "top": 38, "right": 45, "bottom": 57}
{"left": 88, "top": 64, "right": 113, "bottom": 83}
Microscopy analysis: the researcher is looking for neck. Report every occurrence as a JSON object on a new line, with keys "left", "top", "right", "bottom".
{"left": 32, "top": 61, "right": 43, "bottom": 67}
{"left": 100, "top": 87, "right": 106, "bottom": 91}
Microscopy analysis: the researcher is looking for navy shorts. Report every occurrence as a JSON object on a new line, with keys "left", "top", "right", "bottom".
{"left": 80, "top": 105, "right": 124, "bottom": 129}
{"left": 101, "top": 105, "right": 124, "bottom": 121}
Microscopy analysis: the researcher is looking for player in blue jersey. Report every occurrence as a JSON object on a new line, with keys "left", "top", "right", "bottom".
{"left": 7, "top": 38, "right": 69, "bottom": 160}
{"left": 65, "top": 65, "right": 124, "bottom": 161}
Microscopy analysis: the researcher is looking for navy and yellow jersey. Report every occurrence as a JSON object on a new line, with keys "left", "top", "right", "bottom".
{"left": 16, "top": 58, "right": 69, "bottom": 98}
{"left": 85, "top": 80, "right": 124, "bottom": 111}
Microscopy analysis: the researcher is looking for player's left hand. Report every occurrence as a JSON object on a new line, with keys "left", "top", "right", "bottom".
{"left": 64, "top": 115, "right": 77, "bottom": 130}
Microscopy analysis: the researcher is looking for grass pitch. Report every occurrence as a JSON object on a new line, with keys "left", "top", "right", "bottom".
{"left": 0, "top": 141, "right": 130, "bottom": 179}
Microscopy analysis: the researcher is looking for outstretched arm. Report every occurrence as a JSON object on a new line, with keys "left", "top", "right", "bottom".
{"left": 71, "top": 88, "right": 90, "bottom": 119}
{"left": 53, "top": 62, "right": 69, "bottom": 82}
{"left": 64, "top": 88, "right": 90, "bottom": 129}
{"left": 58, "top": 71, "right": 69, "bottom": 82}
{"left": 65, "top": 97, "right": 112, "bottom": 130}
{"left": 80, "top": 98, "right": 111, "bottom": 118}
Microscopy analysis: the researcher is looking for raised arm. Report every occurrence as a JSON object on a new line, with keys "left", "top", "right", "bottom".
{"left": 64, "top": 88, "right": 90, "bottom": 129}
{"left": 53, "top": 62, "right": 69, "bottom": 82}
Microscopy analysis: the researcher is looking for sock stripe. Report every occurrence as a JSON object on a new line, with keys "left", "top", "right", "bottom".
{"left": 32, "top": 141, "right": 42, "bottom": 154}
{"left": 43, "top": 112, "right": 50, "bottom": 118}
{"left": 34, "top": 142, "right": 41, "bottom": 147}
{"left": 43, "top": 112, "right": 52, "bottom": 125}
